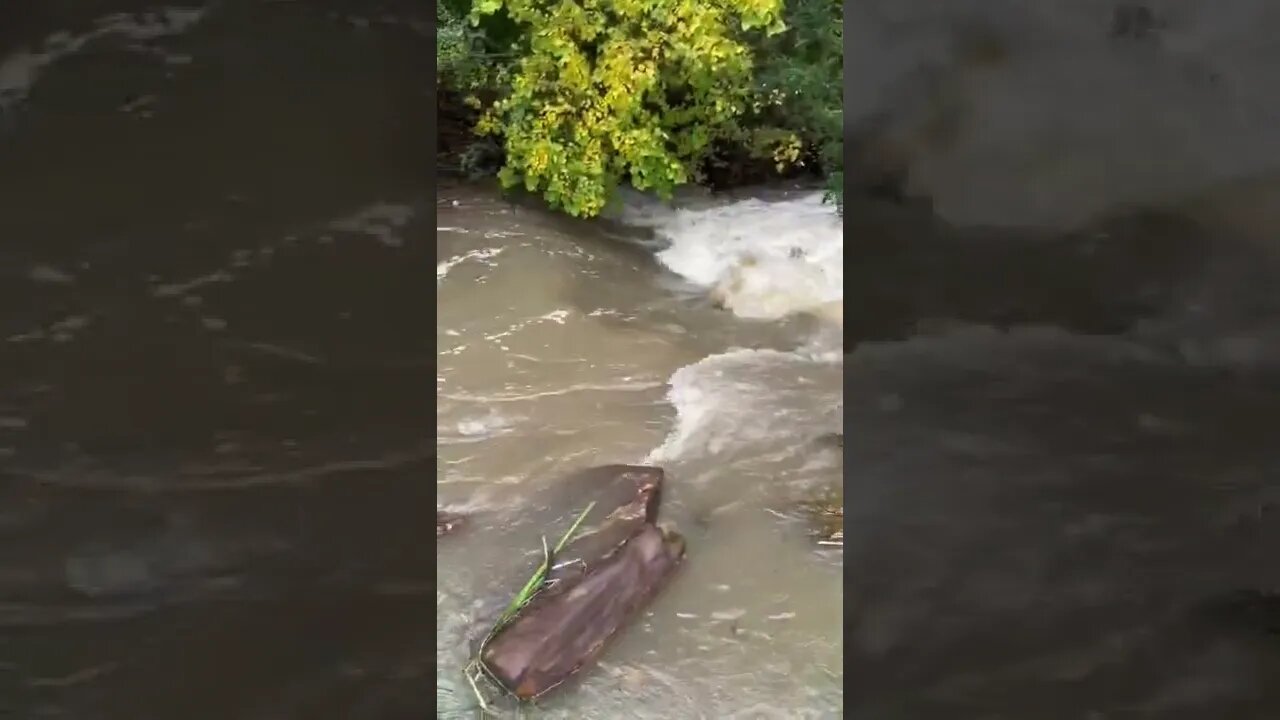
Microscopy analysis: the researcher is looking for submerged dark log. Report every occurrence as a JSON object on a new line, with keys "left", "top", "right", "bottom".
{"left": 542, "top": 465, "right": 662, "bottom": 590}
{"left": 437, "top": 510, "right": 465, "bottom": 537}
{"left": 476, "top": 463, "right": 683, "bottom": 700}
{"left": 480, "top": 524, "right": 685, "bottom": 700}
{"left": 532, "top": 464, "right": 663, "bottom": 528}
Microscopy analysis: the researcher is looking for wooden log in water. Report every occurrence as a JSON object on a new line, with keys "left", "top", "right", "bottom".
{"left": 476, "top": 463, "right": 682, "bottom": 700}
{"left": 540, "top": 465, "right": 662, "bottom": 589}
{"left": 530, "top": 464, "right": 664, "bottom": 529}
{"left": 480, "top": 523, "right": 685, "bottom": 700}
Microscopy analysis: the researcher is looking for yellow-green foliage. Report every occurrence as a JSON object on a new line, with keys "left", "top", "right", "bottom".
{"left": 471, "top": 0, "right": 785, "bottom": 217}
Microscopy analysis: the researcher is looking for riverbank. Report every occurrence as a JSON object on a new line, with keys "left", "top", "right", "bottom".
{"left": 436, "top": 89, "right": 829, "bottom": 196}
{"left": 434, "top": 0, "right": 842, "bottom": 210}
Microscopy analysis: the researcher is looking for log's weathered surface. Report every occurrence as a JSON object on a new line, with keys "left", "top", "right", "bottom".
{"left": 481, "top": 524, "right": 685, "bottom": 700}
{"left": 531, "top": 464, "right": 663, "bottom": 527}
{"left": 477, "top": 463, "right": 684, "bottom": 700}
{"left": 543, "top": 465, "right": 662, "bottom": 588}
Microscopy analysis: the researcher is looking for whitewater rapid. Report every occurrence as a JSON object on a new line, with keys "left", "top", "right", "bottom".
{"left": 843, "top": 0, "right": 1280, "bottom": 235}
{"left": 0, "top": 6, "right": 208, "bottom": 112}
{"left": 622, "top": 192, "right": 844, "bottom": 323}
{"left": 626, "top": 191, "right": 845, "bottom": 467}
{"left": 437, "top": 183, "right": 845, "bottom": 717}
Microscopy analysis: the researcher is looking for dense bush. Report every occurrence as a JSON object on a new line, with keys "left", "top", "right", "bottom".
{"left": 437, "top": 1, "right": 510, "bottom": 94}
{"left": 438, "top": 0, "right": 843, "bottom": 216}
{"left": 469, "top": 0, "right": 786, "bottom": 217}
{"left": 751, "top": 0, "right": 843, "bottom": 210}
{"left": 437, "top": 2, "right": 472, "bottom": 90}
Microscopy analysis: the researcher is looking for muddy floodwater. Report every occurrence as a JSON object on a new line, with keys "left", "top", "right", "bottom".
{"left": 436, "top": 184, "right": 844, "bottom": 718}
{"left": 845, "top": 199, "right": 1280, "bottom": 717}
{"left": 1, "top": 3, "right": 434, "bottom": 718}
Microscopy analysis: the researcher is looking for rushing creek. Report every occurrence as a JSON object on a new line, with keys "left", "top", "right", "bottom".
{"left": 436, "top": 184, "right": 845, "bottom": 718}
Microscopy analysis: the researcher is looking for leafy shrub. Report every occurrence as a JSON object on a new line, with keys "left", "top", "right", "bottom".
{"left": 751, "top": 0, "right": 843, "bottom": 210}
{"left": 470, "top": 0, "right": 786, "bottom": 217}
{"left": 437, "top": 2, "right": 475, "bottom": 90}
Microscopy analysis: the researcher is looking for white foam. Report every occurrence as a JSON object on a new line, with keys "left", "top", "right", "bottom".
{"left": 438, "top": 411, "right": 518, "bottom": 445}
{"left": 631, "top": 193, "right": 843, "bottom": 321}
{"left": 328, "top": 202, "right": 416, "bottom": 247}
{"left": 435, "top": 247, "right": 505, "bottom": 282}
{"left": 646, "top": 347, "right": 842, "bottom": 465}
{"left": 843, "top": 0, "right": 1280, "bottom": 229}
{"left": 0, "top": 6, "right": 207, "bottom": 110}
{"left": 628, "top": 193, "right": 845, "bottom": 465}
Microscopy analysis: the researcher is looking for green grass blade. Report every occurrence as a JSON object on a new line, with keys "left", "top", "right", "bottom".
{"left": 554, "top": 501, "right": 596, "bottom": 553}
{"left": 490, "top": 500, "right": 598, "bottom": 633}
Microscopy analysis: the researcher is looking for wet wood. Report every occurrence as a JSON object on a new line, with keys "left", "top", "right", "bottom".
{"left": 478, "top": 464, "right": 684, "bottom": 700}
{"left": 531, "top": 464, "right": 663, "bottom": 528}
{"left": 541, "top": 464, "right": 662, "bottom": 590}
{"left": 480, "top": 524, "right": 685, "bottom": 700}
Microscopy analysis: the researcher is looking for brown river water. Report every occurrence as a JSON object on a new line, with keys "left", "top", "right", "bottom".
{"left": 436, "top": 183, "right": 844, "bottom": 718}
{"left": 2, "top": 3, "right": 435, "bottom": 718}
